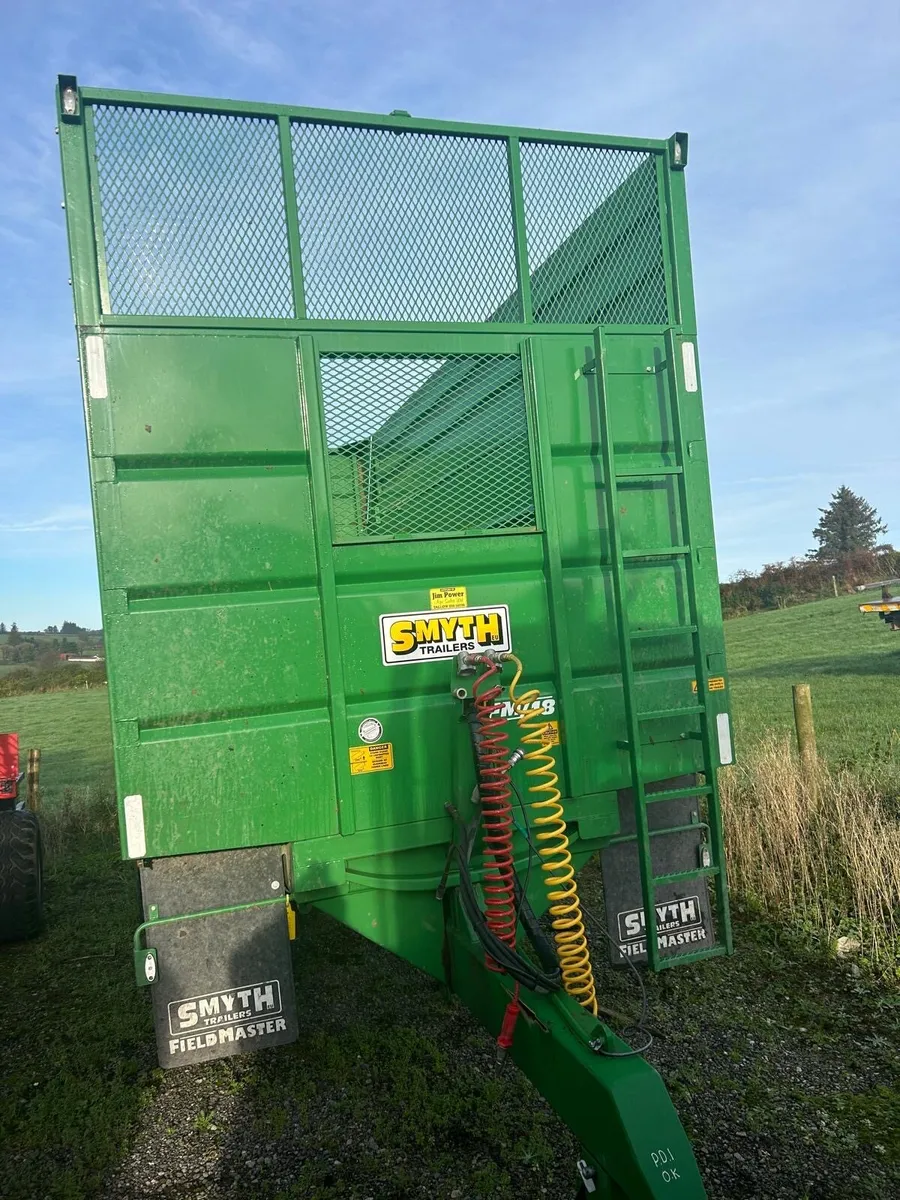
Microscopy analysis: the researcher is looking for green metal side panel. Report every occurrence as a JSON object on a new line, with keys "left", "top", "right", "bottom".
{"left": 535, "top": 334, "right": 726, "bottom": 801}
{"left": 89, "top": 331, "right": 338, "bottom": 857}
{"left": 56, "top": 80, "right": 731, "bottom": 906}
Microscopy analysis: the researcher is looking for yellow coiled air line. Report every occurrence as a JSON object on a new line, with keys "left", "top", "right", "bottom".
{"left": 506, "top": 654, "right": 598, "bottom": 1016}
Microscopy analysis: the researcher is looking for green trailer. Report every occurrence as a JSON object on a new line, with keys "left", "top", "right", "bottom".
{"left": 56, "top": 75, "right": 734, "bottom": 1198}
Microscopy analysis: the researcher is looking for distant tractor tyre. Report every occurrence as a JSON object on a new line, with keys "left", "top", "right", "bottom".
{"left": 0, "top": 810, "right": 44, "bottom": 942}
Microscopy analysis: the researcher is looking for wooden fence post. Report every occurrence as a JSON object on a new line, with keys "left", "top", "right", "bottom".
{"left": 26, "top": 748, "right": 41, "bottom": 812}
{"left": 792, "top": 685, "right": 817, "bottom": 773}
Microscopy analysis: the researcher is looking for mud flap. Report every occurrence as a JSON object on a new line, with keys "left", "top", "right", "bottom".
{"left": 600, "top": 777, "right": 715, "bottom": 965}
{"left": 139, "top": 845, "right": 298, "bottom": 1068}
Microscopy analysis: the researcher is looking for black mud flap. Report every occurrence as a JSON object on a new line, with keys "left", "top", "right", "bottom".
{"left": 139, "top": 845, "right": 298, "bottom": 1069}
{"left": 600, "top": 777, "right": 715, "bottom": 965}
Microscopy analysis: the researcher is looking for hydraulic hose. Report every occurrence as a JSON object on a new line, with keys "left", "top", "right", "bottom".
{"left": 449, "top": 803, "right": 561, "bottom": 994}
{"left": 472, "top": 659, "right": 517, "bottom": 968}
{"left": 506, "top": 654, "right": 598, "bottom": 1017}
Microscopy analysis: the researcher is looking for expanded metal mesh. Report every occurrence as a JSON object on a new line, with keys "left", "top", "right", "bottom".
{"left": 520, "top": 142, "right": 668, "bottom": 325}
{"left": 91, "top": 106, "right": 294, "bottom": 318}
{"left": 291, "top": 124, "right": 520, "bottom": 322}
{"left": 320, "top": 354, "right": 535, "bottom": 540}
{"left": 88, "top": 102, "right": 670, "bottom": 327}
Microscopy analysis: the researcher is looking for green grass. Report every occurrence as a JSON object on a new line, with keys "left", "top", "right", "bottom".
{"left": 0, "top": 610, "right": 898, "bottom": 1197}
{"left": 725, "top": 593, "right": 900, "bottom": 770}
{"left": 0, "top": 842, "right": 154, "bottom": 1199}
{"left": 0, "top": 689, "right": 114, "bottom": 802}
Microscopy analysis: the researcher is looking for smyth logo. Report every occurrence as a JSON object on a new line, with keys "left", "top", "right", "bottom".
{"left": 168, "top": 980, "right": 282, "bottom": 1037}
{"left": 617, "top": 896, "right": 702, "bottom": 942}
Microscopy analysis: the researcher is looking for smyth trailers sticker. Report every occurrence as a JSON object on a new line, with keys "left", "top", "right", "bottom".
{"left": 379, "top": 605, "right": 511, "bottom": 666}
{"left": 616, "top": 896, "right": 706, "bottom": 958}
{"left": 167, "top": 980, "right": 286, "bottom": 1056}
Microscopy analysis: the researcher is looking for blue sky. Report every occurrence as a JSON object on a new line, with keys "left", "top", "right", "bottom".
{"left": 1, "top": 0, "right": 898, "bottom": 629}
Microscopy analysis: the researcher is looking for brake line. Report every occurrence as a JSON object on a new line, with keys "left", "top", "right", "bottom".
{"left": 506, "top": 653, "right": 598, "bottom": 1017}
{"left": 472, "top": 659, "right": 517, "bottom": 967}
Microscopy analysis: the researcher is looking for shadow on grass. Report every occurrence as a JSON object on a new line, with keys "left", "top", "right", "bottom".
{"left": 35, "top": 746, "right": 116, "bottom": 803}
{"left": 98, "top": 870, "right": 900, "bottom": 1200}
{"left": 732, "top": 647, "right": 900, "bottom": 680}
{"left": 102, "top": 907, "right": 577, "bottom": 1200}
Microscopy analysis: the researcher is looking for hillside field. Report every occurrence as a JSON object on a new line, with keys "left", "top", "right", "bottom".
{"left": 0, "top": 688, "right": 113, "bottom": 799}
{"left": 726, "top": 593, "right": 900, "bottom": 769}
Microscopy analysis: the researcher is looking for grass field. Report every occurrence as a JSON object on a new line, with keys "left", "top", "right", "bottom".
{"left": 725, "top": 593, "right": 900, "bottom": 771}
{"left": 0, "top": 688, "right": 113, "bottom": 800}
{"left": 0, "top": 600, "right": 898, "bottom": 1199}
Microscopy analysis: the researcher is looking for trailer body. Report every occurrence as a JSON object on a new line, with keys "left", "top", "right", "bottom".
{"left": 58, "top": 77, "right": 733, "bottom": 1198}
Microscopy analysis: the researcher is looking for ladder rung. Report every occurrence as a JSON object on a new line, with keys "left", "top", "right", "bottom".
{"left": 607, "top": 820, "right": 709, "bottom": 846}
{"left": 656, "top": 945, "right": 728, "bottom": 970}
{"left": 646, "top": 784, "right": 713, "bottom": 804}
{"left": 630, "top": 624, "right": 697, "bottom": 640}
{"left": 652, "top": 866, "right": 719, "bottom": 886}
{"left": 622, "top": 546, "right": 690, "bottom": 560}
{"left": 616, "top": 466, "right": 683, "bottom": 480}
{"left": 637, "top": 705, "right": 704, "bottom": 722}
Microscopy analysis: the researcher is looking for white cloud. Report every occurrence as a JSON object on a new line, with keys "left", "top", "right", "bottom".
{"left": 0, "top": 505, "right": 93, "bottom": 534}
{"left": 176, "top": 0, "right": 286, "bottom": 72}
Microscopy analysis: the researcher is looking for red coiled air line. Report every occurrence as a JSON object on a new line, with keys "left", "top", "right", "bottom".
{"left": 472, "top": 659, "right": 517, "bottom": 969}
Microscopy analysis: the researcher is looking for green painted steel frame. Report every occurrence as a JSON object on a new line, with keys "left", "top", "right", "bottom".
{"left": 75, "top": 83, "right": 673, "bottom": 151}
{"left": 56, "top": 65, "right": 732, "bottom": 920}
{"left": 56, "top": 67, "right": 731, "bottom": 896}
{"left": 445, "top": 893, "right": 707, "bottom": 1199}
{"left": 57, "top": 77, "right": 729, "bottom": 1199}
{"left": 57, "top": 76, "right": 680, "bottom": 337}
{"left": 591, "top": 326, "right": 733, "bottom": 967}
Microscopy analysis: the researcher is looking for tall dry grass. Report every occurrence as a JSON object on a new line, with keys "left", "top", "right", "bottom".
{"left": 720, "top": 735, "right": 900, "bottom": 962}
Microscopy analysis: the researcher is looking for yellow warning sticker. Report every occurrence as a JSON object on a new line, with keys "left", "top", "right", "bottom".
{"left": 539, "top": 720, "right": 561, "bottom": 747}
{"left": 691, "top": 677, "right": 726, "bottom": 693}
{"left": 430, "top": 586, "right": 468, "bottom": 610}
{"left": 349, "top": 742, "right": 394, "bottom": 775}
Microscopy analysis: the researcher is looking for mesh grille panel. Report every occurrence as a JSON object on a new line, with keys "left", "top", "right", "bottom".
{"left": 292, "top": 124, "right": 520, "bottom": 322}
{"left": 520, "top": 142, "right": 668, "bottom": 325}
{"left": 92, "top": 106, "right": 294, "bottom": 317}
{"left": 321, "top": 354, "right": 535, "bottom": 540}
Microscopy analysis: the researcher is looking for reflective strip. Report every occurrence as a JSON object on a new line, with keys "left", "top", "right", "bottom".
{"left": 123, "top": 794, "right": 146, "bottom": 858}
{"left": 716, "top": 713, "right": 733, "bottom": 766}
{"left": 84, "top": 335, "right": 108, "bottom": 399}
{"left": 681, "top": 341, "right": 698, "bottom": 392}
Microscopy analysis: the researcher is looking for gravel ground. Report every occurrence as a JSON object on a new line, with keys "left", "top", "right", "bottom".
{"left": 98, "top": 860, "right": 899, "bottom": 1200}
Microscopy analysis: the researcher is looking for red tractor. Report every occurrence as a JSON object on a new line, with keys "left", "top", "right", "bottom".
{"left": 0, "top": 733, "right": 44, "bottom": 941}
